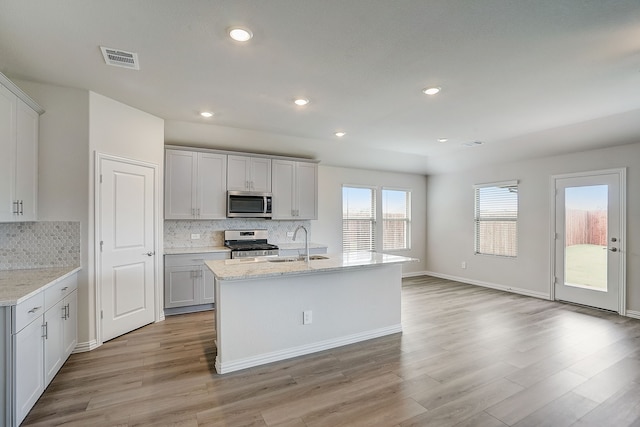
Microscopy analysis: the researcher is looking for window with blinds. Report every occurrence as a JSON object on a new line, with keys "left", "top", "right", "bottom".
{"left": 342, "top": 186, "right": 376, "bottom": 252}
{"left": 382, "top": 189, "right": 411, "bottom": 250}
{"left": 474, "top": 181, "right": 518, "bottom": 257}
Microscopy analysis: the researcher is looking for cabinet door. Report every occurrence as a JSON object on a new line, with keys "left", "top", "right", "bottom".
{"left": 44, "top": 300, "right": 65, "bottom": 386}
{"left": 296, "top": 162, "right": 318, "bottom": 219}
{"left": 165, "top": 150, "right": 197, "bottom": 219}
{"left": 63, "top": 290, "right": 78, "bottom": 357}
{"left": 0, "top": 84, "right": 17, "bottom": 222}
{"left": 15, "top": 318, "right": 45, "bottom": 425}
{"left": 202, "top": 266, "right": 215, "bottom": 304}
{"left": 227, "top": 155, "right": 250, "bottom": 191}
{"left": 164, "top": 265, "right": 199, "bottom": 308}
{"left": 15, "top": 99, "right": 38, "bottom": 221}
{"left": 271, "top": 160, "right": 295, "bottom": 219}
{"left": 250, "top": 157, "right": 272, "bottom": 192}
{"left": 197, "top": 152, "right": 227, "bottom": 219}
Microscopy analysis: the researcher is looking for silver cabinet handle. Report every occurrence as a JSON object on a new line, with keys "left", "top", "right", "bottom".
{"left": 28, "top": 306, "right": 42, "bottom": 314}
{"left": 12, "top": 200, "right": 19, "bottom": 215}
{"left": 143, "top": 251, "right": 155, "bottom": 256}
{"left": 62, "top": 305, "right": 67, "bottom": 319}
{"left": 61, "top": 286, "right": 68, "bottom": 291}
{"left": 42, "top": 322, "right": 48, "bottom": 339}
{"left": 19, "top": 200, "right": 23, "bottom": 215}
{"left": 66, "top": 303, "right": 70, "bottom": 320}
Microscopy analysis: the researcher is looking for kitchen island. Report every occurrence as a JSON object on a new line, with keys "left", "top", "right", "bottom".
{"left": 205, "top": 252, "right": 415, "bottom": 374}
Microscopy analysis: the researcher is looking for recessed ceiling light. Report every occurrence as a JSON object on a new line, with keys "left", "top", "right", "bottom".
{"left": 200, "top": 111, "right": 214, "bottom": 118}
{"left": 422, "top": 87, "right": 441, "bottom": 95}
{"left": 335, "top": 132, "right": 346, "bottom": 137}
{"left": 228, "top": 27, "right": 253, "bottom": 42}
{"left": 437, "top": 138, "right": 448, "bottom": 143}
{"left": 294, "top": 98, "right": 309, "bottom": 106}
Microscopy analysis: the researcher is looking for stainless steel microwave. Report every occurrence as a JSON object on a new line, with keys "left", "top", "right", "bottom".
{"left": 227, "top": 191, "right": 273, "bottom": 218}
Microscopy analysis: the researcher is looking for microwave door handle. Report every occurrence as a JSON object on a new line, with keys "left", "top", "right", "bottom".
{"left": 264, "top": 196, "right": 267, "bottom": 214}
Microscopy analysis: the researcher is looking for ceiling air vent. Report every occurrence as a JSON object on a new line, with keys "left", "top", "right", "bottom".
{"left": 100, "top": 46, "right": 140, "bottom": 70}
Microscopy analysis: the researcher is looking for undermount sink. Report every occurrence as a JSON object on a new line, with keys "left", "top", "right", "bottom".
{"left": 267, "top": 255, "right": 329, "bottom": 263}
{"left": 267, "top": 257, "right": 298, "bottom": 263}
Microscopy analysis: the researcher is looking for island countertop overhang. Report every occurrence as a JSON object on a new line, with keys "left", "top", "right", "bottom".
{"left": 205, "top": 252, "right": 417, "bottom": 281}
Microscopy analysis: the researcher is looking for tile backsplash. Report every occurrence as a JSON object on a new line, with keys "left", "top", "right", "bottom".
{"left": 0, "top": 221, "right": 81, "bottom": 270}
{"left": 164, "top": 219, "right": 312, "bottom": 248}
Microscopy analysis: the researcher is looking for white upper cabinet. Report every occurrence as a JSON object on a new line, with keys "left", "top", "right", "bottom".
{"left": 165, "top": 149, "right": 227, "bottom": 219}
{"left": 15, "top": 99, "right": 39, "bottom": 221}
{"left": 197, "top": 152, "right": 227, "bottom": 218}
{"left": 227, "top": 155, "right": 272, "bottom": 192}
{"left": 0, "top": 78, "right": 41, "bottom": 223}
{"left": 0, "top": 84, "right": 17, "bottom": 222}
{"left": 272, "top": 160, "right": 318, "bottom": 220}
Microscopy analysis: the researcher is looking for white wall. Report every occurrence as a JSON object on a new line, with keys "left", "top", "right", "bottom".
{"left": 312, "top": 165, "right": 427, "bottom": 275}
{"left": 426, "top": 142, "right": 640, "bottom": 314}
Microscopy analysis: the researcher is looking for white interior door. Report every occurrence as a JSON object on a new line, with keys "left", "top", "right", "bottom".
{"left": 99, "top": 156, "right": 156, "bottom": 342}
{"left": 554, "top": 170, "right": 625, "bottom": 312}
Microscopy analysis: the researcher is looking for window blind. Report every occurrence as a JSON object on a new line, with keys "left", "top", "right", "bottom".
{"left": 342, "top": 186, "right": 375, "bottom": 252}
{"left": 474, "top": 181, "right": 518, "bottom": 257}
{"left": 382, "top": 189, "right": 411, "bottom": 250}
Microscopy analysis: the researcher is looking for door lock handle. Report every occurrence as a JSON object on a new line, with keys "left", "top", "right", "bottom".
{"left": 609, "top": 247, "right": 618, "bottom": 252}
{"left": 143, "top": 251, "right": 155, "bottom": 256}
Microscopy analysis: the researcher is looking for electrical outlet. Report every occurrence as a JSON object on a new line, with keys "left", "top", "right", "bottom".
{"left": 287, "top": 231, "right": 294, "bottom": 238}
{"left": 303, "top": 310, "right": 312, "bottom": 325}
{"left": 461, "top": 261, "right": 467, "bottom": 269}
{"left": 191, "top": 233, "right": 201, "bottom": 240}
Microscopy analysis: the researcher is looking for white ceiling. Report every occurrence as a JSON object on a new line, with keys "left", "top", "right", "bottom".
{"left": 1, "top": 0, "right": 639, "bottom": 175}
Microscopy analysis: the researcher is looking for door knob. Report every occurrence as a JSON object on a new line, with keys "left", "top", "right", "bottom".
{"left": 609, "top": 247, "right": 618, "bottom": 252}
{"left": 143, "top": 251, "right": 155, "bottom": 256}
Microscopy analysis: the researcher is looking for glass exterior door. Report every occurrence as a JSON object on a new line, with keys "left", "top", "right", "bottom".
{"left": 554, "top": 172, "right": 621, "bottom": 311}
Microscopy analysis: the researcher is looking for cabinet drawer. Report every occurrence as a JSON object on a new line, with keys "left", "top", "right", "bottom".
{"left": 45, "top": 274, "right": 78, "bottom": 310}
{"left": 164, "top": 252, "right": 229, "bottom": 267}
{"left": 13, "top": 291, "right": 45, "bottom": 333}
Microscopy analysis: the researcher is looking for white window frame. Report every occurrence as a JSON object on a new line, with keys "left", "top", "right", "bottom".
{"left": 474, "top": 180, "right": 519, "bottom": 258}
{"left": 382, "top": 187, "right": 411, "bottom": 251}
{"left": 342, "top": 185, "right": 376, "bottom": 252}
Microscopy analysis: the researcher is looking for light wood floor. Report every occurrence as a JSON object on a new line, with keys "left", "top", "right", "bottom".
{"left": 23, "top": 276, "right": 640, "bottom": 426}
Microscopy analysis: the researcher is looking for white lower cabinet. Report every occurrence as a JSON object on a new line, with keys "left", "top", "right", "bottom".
{"left": 43, "top": 299, "right": 65, "bottom": 386}
{"left": 164, "top": 252, "right": 229, "bottom": 311}
{"left": 15, "top": 316, "right": 45, "bottom": 424}
{"left": 11, "top": 272, "right": 78, "bottom": 426}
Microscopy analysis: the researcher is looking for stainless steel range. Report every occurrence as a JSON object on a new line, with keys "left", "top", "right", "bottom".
{"left": 224, "top": 229, "right": 279, "bottom": 259}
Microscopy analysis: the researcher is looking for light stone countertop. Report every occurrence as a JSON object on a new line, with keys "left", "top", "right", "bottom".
{"left": 0, "top": 266, "right": 82, "bottom": 306}
{"left": 206, "top": 251, "right": 417, "bottom": 281}
{"left": 164, "top": 246, "right": 231, "bottom": 255}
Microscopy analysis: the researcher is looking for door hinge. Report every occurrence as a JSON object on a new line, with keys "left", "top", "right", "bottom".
{"left": 100, "top": 240, "right": 104, "bottom": 252}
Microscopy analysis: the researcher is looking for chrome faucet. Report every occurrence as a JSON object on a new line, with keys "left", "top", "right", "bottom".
{"left": 293, "top": 225, "right": 310, "bottom": 263}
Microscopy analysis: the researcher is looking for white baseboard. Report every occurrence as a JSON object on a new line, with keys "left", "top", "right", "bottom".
{"left": 403, "top": 271, "right": 429, "bottom": 278}
{"left": 627, "top": 310, "right": 640, "bottom": 320}
{"left": 423, "top": 271, "right": 551, "bottom": 300}
{"left": 72, "top": 339, "right": 99, "bottom": 353}
{"left": 215, "top": 324, "right": 403, "bottom": 374}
